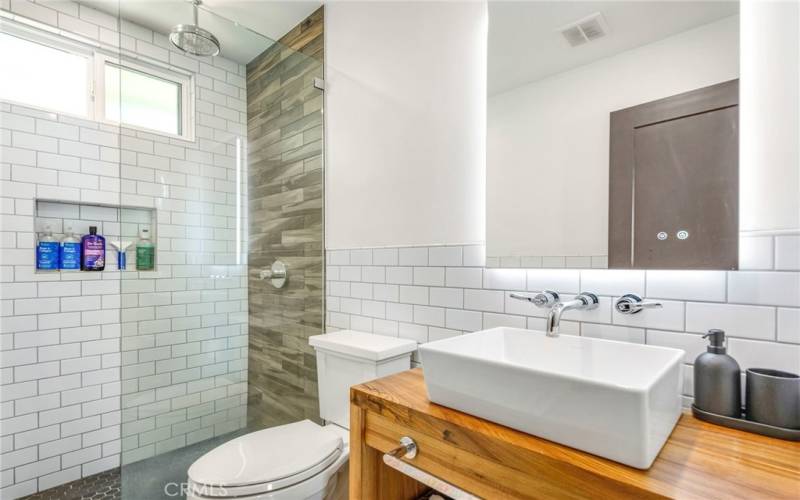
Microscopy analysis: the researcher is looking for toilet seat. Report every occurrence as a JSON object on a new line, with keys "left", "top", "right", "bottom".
{"left": 188, "top": 420, "right": 344, "bottom": 498}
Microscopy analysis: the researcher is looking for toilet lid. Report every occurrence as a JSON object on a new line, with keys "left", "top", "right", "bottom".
{"left": 188, "top": 420, "right": 343, "bottom": 494}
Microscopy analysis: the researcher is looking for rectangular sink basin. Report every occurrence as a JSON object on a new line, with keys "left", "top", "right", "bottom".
{"left": 419, "top": 327, "right": 684, "bottom": 469}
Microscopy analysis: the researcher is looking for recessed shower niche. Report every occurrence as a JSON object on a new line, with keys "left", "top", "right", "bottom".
{"left": 34, "top": 199, "right": 157, "bottom": 272}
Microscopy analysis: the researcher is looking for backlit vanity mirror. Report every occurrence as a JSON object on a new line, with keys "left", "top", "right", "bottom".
{"left": 487, "top": 1, "right": 741, "bottom": 269}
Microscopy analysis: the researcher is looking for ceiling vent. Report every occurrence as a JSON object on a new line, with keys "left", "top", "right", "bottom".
{"left": 558, "top": 13, "right": 610, "bottom": 47}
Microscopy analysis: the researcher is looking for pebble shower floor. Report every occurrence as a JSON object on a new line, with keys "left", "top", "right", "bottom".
{"left": 21, "top": 469, "right": 120, "bottom": 500}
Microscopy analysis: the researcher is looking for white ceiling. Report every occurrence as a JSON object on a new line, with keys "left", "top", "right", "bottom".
{"left": 80, "top": 0, "right": 321, "bottom": 64}
{"left": 489, "top": 1, "right": 739, "bottom": 95}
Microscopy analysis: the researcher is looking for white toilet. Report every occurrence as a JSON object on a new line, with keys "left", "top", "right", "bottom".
{"left": 186, "top": 331, "right": 417, "bottom": 500}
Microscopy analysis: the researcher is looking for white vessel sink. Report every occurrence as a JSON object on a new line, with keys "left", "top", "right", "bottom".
{"left": 418, "top": 327, "right": 684, "bottom": 469}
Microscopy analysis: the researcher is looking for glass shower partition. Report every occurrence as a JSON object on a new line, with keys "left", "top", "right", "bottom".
{"left": 112, "top": 4, "right": 325, "bottom": 499}
{"left": 0, "top": 1, "right": 124, "bottom": 498}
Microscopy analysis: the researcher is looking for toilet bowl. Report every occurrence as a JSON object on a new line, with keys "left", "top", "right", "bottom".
{"left": 186, "top": 331, "right": 417, "bottom": 500}
{"left": 187, "top": 420, "right": 349, "bottom": 500}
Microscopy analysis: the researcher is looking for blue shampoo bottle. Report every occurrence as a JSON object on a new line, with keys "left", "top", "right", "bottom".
{"left": 36, "top": 224, "right": 59, "bottom": 271}
{"left": 60, "top": 225, "right": 81, "bottom": 270}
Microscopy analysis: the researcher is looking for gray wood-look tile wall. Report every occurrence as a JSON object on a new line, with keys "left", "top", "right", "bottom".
{"left": 245, "top": 7, "right": 325, "bottom": 428}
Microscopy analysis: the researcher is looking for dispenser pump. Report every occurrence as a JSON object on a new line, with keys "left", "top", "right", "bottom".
{"left": 703, "top": 329, "right": 727, "bottom": 354}
{"left": 694, "top": 328, "right": 742, "bottom": 418}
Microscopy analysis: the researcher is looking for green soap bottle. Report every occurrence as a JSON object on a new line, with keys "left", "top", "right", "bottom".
{"left": 136, "top": 227, "right": 155, "bottom": 270}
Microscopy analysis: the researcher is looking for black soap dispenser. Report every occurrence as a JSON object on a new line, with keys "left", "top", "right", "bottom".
{"left": 694, "top": 329, "right": 741, "bottom": 417}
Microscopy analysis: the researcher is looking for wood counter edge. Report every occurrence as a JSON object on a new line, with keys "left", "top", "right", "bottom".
{"left": 350, "top": 368, "right": 800, "bottom": 500}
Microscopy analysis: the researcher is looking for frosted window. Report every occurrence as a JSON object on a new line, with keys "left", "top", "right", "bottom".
{"left": 0, "top": 32, "right": 89, "bottom": 116}
{"left": 105, "top": 63, "right": 181, "bottom": 136}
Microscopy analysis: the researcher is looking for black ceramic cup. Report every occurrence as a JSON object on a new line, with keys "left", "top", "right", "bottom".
{"left": 745, "top": 368, "right": 800, "bottom": 429}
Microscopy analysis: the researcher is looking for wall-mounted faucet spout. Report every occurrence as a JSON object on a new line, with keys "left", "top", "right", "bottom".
{"left": 545, "top": 292, "right": 599, "bottom": 337}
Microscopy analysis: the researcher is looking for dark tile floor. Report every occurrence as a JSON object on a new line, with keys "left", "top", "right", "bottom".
{"left": 22, "top": 430, "right": 248, "bottom": 500}
{"left": 120, "top": 430, "right": 247, "bottom": 500}
{"left": 21, "top": 469, "right": 120, "bottom": 500}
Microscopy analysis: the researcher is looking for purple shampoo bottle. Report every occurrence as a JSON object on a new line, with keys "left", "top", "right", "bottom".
{"left": 81, "top": 226, "right": 106, "bottom": 271}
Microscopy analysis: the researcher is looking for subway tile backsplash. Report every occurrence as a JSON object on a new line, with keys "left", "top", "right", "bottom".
{"left": 326, "top": 240, "right": 800, "bottom": 406}
{"left": 777, "top": 308, "right": 800, "bottom": 343}
{"left": 775, "top": 235, "right": 800, "bottom": 270}
{"left": 728, "top": 271, "right": 800, "bottom": 306}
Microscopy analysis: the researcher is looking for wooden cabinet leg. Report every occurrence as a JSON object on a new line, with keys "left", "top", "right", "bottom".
{"left": 350, "top": 404, "right": 379, "bottom": 499}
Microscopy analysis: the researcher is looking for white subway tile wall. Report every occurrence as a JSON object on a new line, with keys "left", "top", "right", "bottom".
{"left": 326, "top": 240, "right": 800, "bottom": 406}
{"left": 1, "top": 1, "right": 248, "bottom": 497}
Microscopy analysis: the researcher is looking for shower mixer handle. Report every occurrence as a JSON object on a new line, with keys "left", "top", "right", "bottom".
{"left": 259, "top": 260, "right": 287, "bottom": 288}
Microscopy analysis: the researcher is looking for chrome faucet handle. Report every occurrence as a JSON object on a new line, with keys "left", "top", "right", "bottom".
{"left": 614, "top": 293, "right": 662, "bottom": 314}
{"left": 575, "top": 292, "right": 599, "bottom": 310}
{"left": 510, "top": 290, "right": 559, "bottom": 307}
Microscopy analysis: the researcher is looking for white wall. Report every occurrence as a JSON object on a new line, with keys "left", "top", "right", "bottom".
{"left": 0, "top": 1, "right": 248, "bottom": 497}
{"left": 324, "top": 1, "right": 487, "bottom": 249}
{"left": 487, "top": 16, "right": 740, "bottom": 258}
{"left": 740, "top": 0, "right": 800, "bottom": 232}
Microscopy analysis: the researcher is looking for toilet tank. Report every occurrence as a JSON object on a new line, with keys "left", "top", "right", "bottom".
{"left": 309, "top": 331, "right": 417, "bottom": 430}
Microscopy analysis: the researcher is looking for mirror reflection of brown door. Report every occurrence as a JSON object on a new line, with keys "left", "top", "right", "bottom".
{"left": 609, "top": 79, "right": 739, "bottom": 270}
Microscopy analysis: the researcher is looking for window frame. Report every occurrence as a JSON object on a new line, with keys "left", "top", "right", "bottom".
{"left": 94, "top": 52, "right": 195, "bottom": 141}
{"left": 0, "top": 18, "right": 195, "bottom": 142}
{"left": 0, "top": 22, "right": 95, "bottom": 119}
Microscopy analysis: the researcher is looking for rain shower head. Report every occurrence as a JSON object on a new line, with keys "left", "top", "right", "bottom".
{"left": 170, "top": 0, "right": 220, "bottom": 57}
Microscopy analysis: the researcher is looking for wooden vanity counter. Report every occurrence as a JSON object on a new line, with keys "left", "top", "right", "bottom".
{"left": 349, "top": 368, "right": 799, "bottom": 499}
